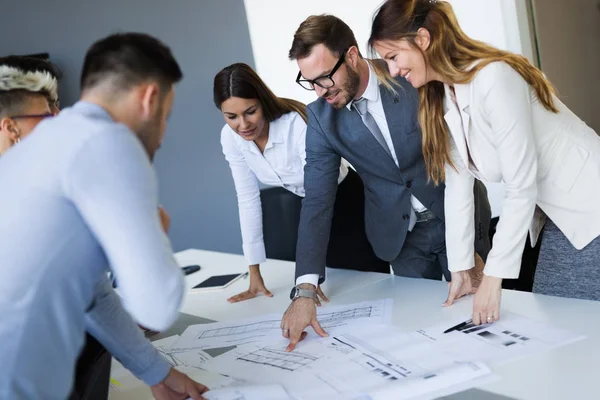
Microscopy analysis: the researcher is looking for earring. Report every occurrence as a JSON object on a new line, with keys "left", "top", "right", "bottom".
{"left": 14, "top": 136, "right": 21, "bottom": 144}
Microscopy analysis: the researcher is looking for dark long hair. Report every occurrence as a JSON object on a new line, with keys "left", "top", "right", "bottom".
{"left": 213, "top": 63, "right": 307, "bottom": 123}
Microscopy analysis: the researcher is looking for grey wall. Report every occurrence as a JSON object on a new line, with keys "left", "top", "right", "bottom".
{"left": 0, "top": 0, "right": 255, "bottom": 253}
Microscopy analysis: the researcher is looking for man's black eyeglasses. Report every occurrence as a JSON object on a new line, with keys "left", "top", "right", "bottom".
{"left": 296, "top": 49, "right": 347, "bottom": 91}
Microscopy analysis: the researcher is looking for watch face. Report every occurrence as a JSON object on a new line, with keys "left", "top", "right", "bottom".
{"left": 289, "top": 287, "right": 298, "bottom": 300}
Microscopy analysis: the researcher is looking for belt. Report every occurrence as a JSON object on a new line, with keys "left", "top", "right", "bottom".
{"left": 415, "top": 210, "right": 436, "bottom": 223}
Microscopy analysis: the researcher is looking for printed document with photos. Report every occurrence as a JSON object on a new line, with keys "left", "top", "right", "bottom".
{"left": 202, "top": 311, "right": 584, "bottom": 399}
{"left": 203, "top": 325, "right": 493, "bottom": 400}
{"left": 418, "top": 311, "right": 585, "bottom": 366}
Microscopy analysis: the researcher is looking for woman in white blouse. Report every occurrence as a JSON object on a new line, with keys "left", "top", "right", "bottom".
{"left": 214, "top": 63, "right": 388, "bottom": 303}
{"left": 370, "top": 0, "right": 600, "bottom": 324}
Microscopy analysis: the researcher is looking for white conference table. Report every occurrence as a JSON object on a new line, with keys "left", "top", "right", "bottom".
{"left": 118, "top": 249, "right": 600, "bottom": 399}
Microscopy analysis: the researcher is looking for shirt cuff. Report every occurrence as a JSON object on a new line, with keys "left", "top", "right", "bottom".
{"left": 136, "top": 350, "right": 172, "bottom": 387}
{"left": 296, "top": 274, "right": 319, "bottom": 287}
{"left": 242, "top": 241, "right": 267, "bottom": 265}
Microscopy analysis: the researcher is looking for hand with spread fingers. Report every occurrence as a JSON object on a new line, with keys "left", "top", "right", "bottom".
{"left": 281, "top": 283, "right": 329, "bottom": 352}
{"left": 443, "top": 270, "right": 476, "bottom": 307}
{"left": 443, "top": 252, "right": 485, "bottom": 307}
{"left": 443, "top": 252, "right": 503, "bottom": 325}
{"left": 227, "top": 265, "right": 273, "bottom": 303}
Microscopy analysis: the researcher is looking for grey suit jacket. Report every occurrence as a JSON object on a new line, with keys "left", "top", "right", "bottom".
{"left": 296, "top": 72, "right": 491, "bottom": 282}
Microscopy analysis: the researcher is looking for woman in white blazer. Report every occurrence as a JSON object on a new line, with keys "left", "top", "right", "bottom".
{"left": 369, "top": 0, "right": 600, "bottom": 324}
{"left": 213, "top": 63, "right": 388, "bottom": 303}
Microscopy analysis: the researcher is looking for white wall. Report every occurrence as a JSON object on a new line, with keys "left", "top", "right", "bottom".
{"left": 449, "top": 0, "right": 534, "bottom": 60}
{"left": 242, "top": 0, "right": 384, "bottom": 105}
{"left": 243, "top": 0, "right": 534, "bottom": 217}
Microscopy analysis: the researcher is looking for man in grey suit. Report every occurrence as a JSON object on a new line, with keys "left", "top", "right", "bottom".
{"left": 281, "top": 15, "right": 491, "bottom": 350}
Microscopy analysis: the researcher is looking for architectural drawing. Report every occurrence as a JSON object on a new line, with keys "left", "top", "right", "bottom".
{"left": 172, "top": 299, "right": 393, "bottom": 351}
{"left": 195, "top": 320, "right": 280, "bottom": 340}
{"left": 319, "top": 306, "right": 377, "bottom": 329}
{"left": 236, "top": 346, "right": 319, "bottom": 371}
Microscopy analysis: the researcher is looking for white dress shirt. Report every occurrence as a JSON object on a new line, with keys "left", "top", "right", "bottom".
{"left": 296, "top": 62, "right": 428, "bottom": 288}
{"left": 221, "top": 111, "right": 348, "bottom": 266}
{"left": 347, "top": 61, "right": 427, "bottom": 213}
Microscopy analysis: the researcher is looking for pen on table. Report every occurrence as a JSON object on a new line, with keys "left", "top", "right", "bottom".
{"left": 443, "top": 319, "right": 473, "bottom": 334}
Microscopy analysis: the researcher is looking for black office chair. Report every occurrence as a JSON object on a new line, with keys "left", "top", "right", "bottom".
{"left": 489, "top": 217, "right": 543, "bottom": 292}
{"left": 260, "top": 187, "right": 303, "bottom": 261}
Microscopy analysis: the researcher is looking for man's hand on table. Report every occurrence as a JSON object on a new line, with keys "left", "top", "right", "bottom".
{"left": 150, "top": 368, "right": 209, "bottom": 400}
{"left": 281, "top": 283, "right": 329, "bottom": 352}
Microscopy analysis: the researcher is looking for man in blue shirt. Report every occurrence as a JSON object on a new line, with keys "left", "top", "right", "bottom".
{"left": 0, "top": 35, "right": 207, "bottom": 399}
{"left": 0, "top": 55, "right": 207, "bottom": 400}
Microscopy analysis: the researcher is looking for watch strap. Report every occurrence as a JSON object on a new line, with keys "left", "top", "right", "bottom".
{"left": 293, "top": 287, "right": 317, "bottom": 301}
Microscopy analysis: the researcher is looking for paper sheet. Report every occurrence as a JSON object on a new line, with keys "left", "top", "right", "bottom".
{"left": 203, "top": 384, "right": 293, "bottom": 400}
{"left": 174, "top": 365, "right": 242, "bottom": 391}
{"left": 109, "top": 335, "right": 231, "bottom": 399}
{"left": 152, "top": 335, "right": 180, "bottom": 352}
{"left": 150, "top": 335, "right": 213, "bottom": 370}
{"left": 366, "top": 362, "right": 493, "bottom": 400}
{"left": 172, "top": 299, "right": 393, "bottom": 352}
{"left": 202, "top": 312, "right": 583, "bottom": 399}
{"left": 110, "top": 365, "right": 241, "bottom": 399}
{"left": 417, "top": 311, "right": 586, "bottom": 366}
{"left": 110, "top": 361, "right": 148, "bottom": 393}
{"left": 203, "top": 325, "right": 492, "bottom": 400}
{"left": 109, "top": 337, "right": 184, "bottom": 393}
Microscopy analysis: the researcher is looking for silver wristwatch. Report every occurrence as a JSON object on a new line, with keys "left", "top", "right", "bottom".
{"left": 289, "top": 285, "right": 318, "bottom": 302}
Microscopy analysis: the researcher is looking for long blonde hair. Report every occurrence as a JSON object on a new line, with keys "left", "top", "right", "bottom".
{"left": 369, "top": 0, "right": 558, "bottom": 185}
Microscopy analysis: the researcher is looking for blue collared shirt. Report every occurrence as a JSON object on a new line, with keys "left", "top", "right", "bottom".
{"left": 0, "top": 101, "right": 183, "bottom": 399}
{"left": 86, "top": 276, "right": 171, "bottom": 387}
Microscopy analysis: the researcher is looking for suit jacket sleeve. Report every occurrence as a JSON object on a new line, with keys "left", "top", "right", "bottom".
{"left": 477, "top": 62, "right": 538, "bottom": 279}
{"left": 295, "top": 106, "right": 341, "bottom": 282}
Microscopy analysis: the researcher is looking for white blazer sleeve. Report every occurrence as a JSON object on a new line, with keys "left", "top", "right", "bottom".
{"left": 477, "top": 62, "right": 538, "bottom": 278}
{"left": 444, "top": 139, "right": 476, "bottom": 273}
{"left": 221, "top": 127, "right": 266, "bottom": 265}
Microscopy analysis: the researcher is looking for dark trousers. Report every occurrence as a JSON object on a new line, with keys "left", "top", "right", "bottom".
{"left": 390, "top": 217, "right": 450, "bottom": 281}
{"left": 390, "top": 180, "right": 492, "bottom": 281}
{"left": 69, "top": 333, "right": 111, "bottom": 400}
{"left": 261, "top": 168, "right": 389, "bottom": 273}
